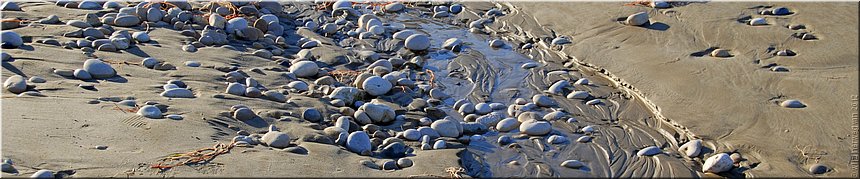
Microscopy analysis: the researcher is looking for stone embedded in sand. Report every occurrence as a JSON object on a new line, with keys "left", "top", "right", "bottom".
{"left": 432, "top": 118, "right": 463, "bottom": 137}
{"left": 497, "top": 135, "right": 513, "bottom": 145}
{"left": 418, "top": 127, "right": 440, "bottom": 139}
{"left": 548, "top": 135, "right": 568, "bottom": 144}
{"left": 161, "top": 88, "right": 194, "bottom": 98}
{"left": 1, "top": 2, "right": 21, "bottom": 11}
{"left": 637, "top": 146, "right": 662, "bottom": 156}
{"left": 31, "top": 169, "right": 54, "bottom": 179}
{"left": 83, "top": 59, "right": 116, "bottom": 79}
{"left": 262, "top": 131, "right": 291, "bottom": 149}
{"left": 137, "top": 105, "right": 163, "bottom": 119}
{"left": 561, "top": 160, "right": 585, "bottom": 169}
{"left": 253, "top": 49, "right": 272, "bottom": 59}
{"left": 442, "top": 38, "right": 463, "bottom": 51}
{"left": 290, "top": 61, "right": 319, "bottom": 78}
{"left": 226, "top": 17, "right": 248, "bottom": 33}
{"left": 304, "top": 20, "right": 318, "bottom": 31}
{"left": 567, "top": 91, "right": 590, "bottom": 99}
{"left": 771, "top": 66, "right": 789, "bottom": 72}
{"left": 397, "top": 158, "right": 413, "bottom": 168}
{"left": 3, "top": 75, "right": 27, "bottom": 94}
{"left": 533, "top": 94, "right": 557, "bottom": 107}
{"left": 244, "top": 87, "right": 261, "bottom": 97}
{"left": 380, "top": 142, "right": 409, "bottom": 158}
{"left": 544, "top": 111, "right": 567, "bottom": 121}
{"left": 489, "top": 39, "right": 504, "bottom": 48}
{"left": 651, "top": 0, "right": 670, "bottom": 8}
{"left": 28, "top": 76, "right": 46, "bottom": 83}
{"left": 233, "top": 107, "right": 257, "bottom": 121}
{"left": 38, "top": 15, "right": 60, "bottom": 24}
{"left": 780, "top": 99, "right": 806, "bottom": 108}
{"left": 182, "top": 44, "right": 196, "bottom": 52}
{"left": 626, "top": 12, "right": 649, "bottom": 26}
{"left": 393, "top": 30, "right": 416, "bottom": 40}
{"left": 809, "top": 163, "right": 828, "bottom": 174}
{"left": 551, "top": 37, "right": 572, "bottom": 45}
{"left": 77, "top": 1, "right": 100, "bottom": 9}
{"left": 166, "top": 114, "right": 183, "bottom": 120}
{"left": 140, "top": 57, "right": 158, "bottom": 68}
{"left": 287, "top": 81, "right": 309, "bottom": 92}
{"left": 67, "top": 20, "right": 91, "bottom": 28}
{"left": 679, "top": 139, "right": 703, "bottom": 157}
{"left": 776, "top": 49, "right": 796, "bottom": 56}
{"left": 362, "top": 76, "right": 392, "bottom": 96}
{"left": 1, "top": 31, "right": 23, "bottom": 48}
{"left": 462, "top": 122, "right": 489, "bottom": 135}
{"left": 519, "top": 120, "right": 552, "bottom": 136}
{"left": 702, "top": 153, "right": 733, "bottom": 173}
{"left": 405, "top": 34, "right": 431, "bottom": 51}
{"left": 302, "top": 108, "right": 323, "bottom": 122}
{"left": 132, "top": 31, "right": 150, "bottom": 42}
{"left": 450, "top": 4, "right": 463, "bottom": 14}
{"left": 347, "top": 131, "right": 372, "bottom": 155}
{"left": 772, "top": 7, "right": 791, "bottom": 15}
{"left": 114, "top": 15, "right": 140, "bottom": 27}
{"left": 548, "top": 80, "right": 569, "bottom": 95}
{"left": 226, "top": 82, "right": 246, "bottom": 96}
{"left": 521, "top": 62, "right": 539, "bottom": 69}
{"left": 433, "top": 140, "right": 447, "bottom": 149}
{"left": 576, "top": 136, "right": 593, "bottom": 143}
{"left": 711, "top": 49, "right": 731, "bottom": 57}
{"left": 263, "top": 91, "right": 286, "bottom": 103}
{"left": 749, "top": 17, "right": 767, "bottom": 26}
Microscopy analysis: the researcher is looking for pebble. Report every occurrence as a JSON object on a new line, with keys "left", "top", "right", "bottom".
{"left": 244, "top": 87, "right": 262, "bottom": 97}
{"left": 702, "top": 153, "right": 733, "bottom": 173}
{"left": 161, "top": 88, "right": 194, "bottom": 98}
{"left": 749, "top": 17, "right": 767, "bottom": 26}
{"left": 678, "top": 139, "right": 702, "bottom": 157}
{"left": 547, "top": 135, "right": 567, "bottom": 144}
{"left": 262, "top": 131, "right": 291, "bottom": 148}
{"left": 284, "top": 146, "right": 308, "bottom": 155}
{"left": 404, "top": 34, "right": 431, "bottom": 51}
{"left": 1, "top": 2, "right": 21, "bottom": 11}
{"left": 397, "top": 158, "right": 413, "bottom": 168}
{"left": 28, "top": 76, "right": 46, "bottom": 83}
{"left": 3, "top": 75, "right": 27, "bottom": 94}
{"left": 362, "top": 76, "right": 392, "bottom": 96}
{"left": 302, "top": 108, "right": 322, "bottom": 122}
{"left": 433, "top": 140, "right": 447, "bottom": 149}
{"left": 521, "top": 62, "right": 539, "bottom": 69}
{"left": 347, "top": 131, "right": 372, "bottom": 155}
{"left": 1, "top": 31, "right": 23, "bottom": 48}
{"left": 475, "top": 103, "right": 492, "bottom": 115}
{"left": 290, "top": 61, "right": 319, "bottom": 78}
{"left": 567, "top": 91, "right": 590, "bottom": 99}
{"left": 780, "top": 99, "right": 806, "bottom": 108}
{"left": 67, "top": 20, "right": 91, "bottom": 28}
{"left": 533, "top": 94, "right": 557, "bottom": 107}
{"left": 651, "top": 0, "right": 670, "bottom": 8}
{"left": 384, "top": 2, "right": 405, "bottom": 12}
{"left": 184, "top": 60, "right": 200, "bottom": 67}
{"left": 586, "top": 99, "right": 602, "bottom": 105}
{"left": 432, "top": 118, "right": 463, "bottom": 137}
{"left": 132, "top": 31, "right": 150, "bottom": 42}
{"left": 226, "top": 82, "right": 246, "bottom": 96}
{"left": 626, "top": 12, "right": 649, "bottom": 26}
{"left": 137, "top": 105, "right": 163, "bottom": 119}
{"left": 574, "top": 78, "right": 589, "bottom": 85}
{"left": 301, "top": 40, "right": 318, "bottom": 48}
{"left": 114, "top": 15, "right": 140, "bottom": 27}
{"left": 496, "top": 118, "right": 520, "bottom": 132}
{"left": 166, "top": 114, "right": 183, "bottom": 120}
{"left": 83, "top": 59, "right": 116, "bottom": 78}
{"left": 393, "top": 30, "right": 416, "bottom": 40}
{"left": 637, "top": 146, "right": 662, "bottom": 156}
{"left": 360, "top": 103, "right": 395, "bottom": 123}
{"left": 382, "top": 160, "right": 398, "bottom": 170}
{"left": 710, "top": 49, "right": 731, "bottom": 57}
{"left": 233, "top": 107, "right": 257, "bottom": 121}
{"left": 77, "top": 1, "right": 100, "bottom": 9}
{"left": 31, "top": 169, "right": 54, "bottom": 179}
{"left": 576, "top": 136, "right": 592, "bottom": 143}
{"left": 489, "top": 39, "right": 504, "bottom": 48}
{"left": 548, "top": 80, "right": 568, "bottom": 95}
{"left": 809, "top": 163, "right": 828, "bottom": 174}
{"left": 772, "top": 7, "right": 791, "bottom": 15}
{"left": 226, "top": 17, "right": 248, "bottom": 34}
{"left": 561, "top": 160, "right": 585, "bottom": 169}
{"left": 1, "top": 52, "right": 10, "bottom": 62}
{"left": 519, "top": 120, "right": 552, "bottom": 136}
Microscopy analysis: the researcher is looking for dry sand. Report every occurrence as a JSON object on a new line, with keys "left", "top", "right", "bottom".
{"left": 0, "top": 1, "right": 857, "bottom": 178}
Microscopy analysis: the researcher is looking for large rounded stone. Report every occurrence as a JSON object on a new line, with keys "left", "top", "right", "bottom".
{"left": 404, "top": 34, "right": 430, "bottom": 51}
{"left": 82, "top": 59, "right": 116, "bottom": 79}
{"left": 1, "top": 31, "right": 23, "bottom": 48}
{"left": 519, "top": 120, "right": 551, "bottom": 136}
{"left": 3, "top": 75, "right": 27, "bottom": 94}
{"left": 702, "top": 153, "right": 733, "bottom": 173}
{"left": 431, "top": 119, "right": 462, "bottom": 137}
{"left": 262, "top": 131, "right": 291, "bottom": 148}
{"left": 137, "top": 105, "right": 162, "bottom": 119}
{"left": 625, "top": 12, "right": 649, "bottom": 26}
{"left": 361, "top": 76, "right": 392, "bottom": 96}
{"left": 114, "top": 15, "right": 140, "bottom": 27}
{"left": 289, "top": 61, "right": 319, "bottom": 78}
{"left": 346, "top": 131, "right": 372, "bottom": 155}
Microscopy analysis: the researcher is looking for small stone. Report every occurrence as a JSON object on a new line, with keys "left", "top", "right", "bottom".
{"left": 362, "top": 76, "right": 392, "bottom": 96}
{"left": 83, "top": 59, "right": 116, "bottom": 78}
{"left": 547, "top": 135, "right": 567, "bottom": 144}
{"left": 567, "top": 91, "right": 590, "bottom": 99}
{"left": 137, "top": 105, "right": 162, "bottom": 119}
{"left": 576, "top": 136, "right": 592, "bottom": 143}
{"left": 67, "top": 20, "right": 91, "bottom": 28}
{"left": 302, "top": 108, "right": 323, "bottom": 122}
{"left": 262, "top": 131, "right": 291, "bottom": 148}
{"left": 360, "top": 160, "right": 379, "bottom": 169}
{"left": 431, "top": 118, "right": 463, "bottom": 137}
{"left": 290, "top": 61, "right": 319, "bottom": 78}
{"left": 397, "top": 158, "right": 413, "bottom": 168}
{"left": 809, "top": 163, "right": 828, "bottom": 174}
{"left": 533, "top": 94, "right": 557, "bottom": 107}
{"left": 166, "top": 114, "right": 183, "bottom": 120}
{"left": 1, "top": 31, "right": 23, "bottom": 48}
{"left": 161, "top": 88, "right": 194, "bottom": 98}
{"left": 233, "top": 107, "right": 257, "bottom": 121}
{"left": 710, "top": 49, "right": 731, "bottom": 57}
{"left": 244, "top": 87, "right": 261, "bottom": 98}
{"left": 561, "top": 160, "right": 585, "bottom": 169}
{"left": 114, "top": 15, "right": 140, "bottom": 27}
{"left": 28, "top": 76, "right": 46, "bottom": 83}
{"left": 347, "top": 131, "right": 372, "bottom": 155}
{"left": 702, "top": 153, "right": 733, "bottom": 173}
{"left": 489, "top": 39, "right": 504, "bottom": 48}
{"left": 402, "top": 129, "right": 422, "bottom": 141}
{"left": 132, "top": 31, "right": 150, "bottom": 42}
{"left": 433, "top": 140, "right": 447, "bottom": 149}
{"left": 30, "top": 169, "right": 54, "bottom": 179}
{"left": 780, "top": 99, "right": 806, "bottom": 108}
{"left": 404, "top": 34, "right": 431, "bottom": 51}
{"left": 637, "top": 146, "right": 662, "bottom": 156}
{"left": 772, "top": 7, "right": 791, "bottom": 15}
{"left": 626, "top": 12, "right": 649, "bottom": 26}
{"left": 184, "top": 61, "right": 200, "bottom": 67}
{"left": 521, "top": 62, "right": 539, "bottom": 69}
{"left": 263, "top": 91, "right": 286, "bottom": 102}
{"left": 38, "top": 15, "right": 60, "bottom": 24}
{"left": 496, "top": 118, "right": 520, "bottom": 132}
{"left": 3, "top": 75, "right": 27, "bottom": 94}
{"left": 749, "top": 17, "right": 767, "bottom": 26}
{"left": 679, "top": 139, "right": 702, "bottom": 157}
{"left": 226, "top": 83, "right": 246, "bottom": 96}
{"left": 287, "top": 81, "right": 309, "bottom": 92}
{"left": 519, "top": 120, "right": 552, "bottom": 136}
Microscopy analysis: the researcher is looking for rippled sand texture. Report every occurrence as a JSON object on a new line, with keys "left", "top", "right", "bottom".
{"left": 498, "top": 1, "right": 858, "bottom": 177}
